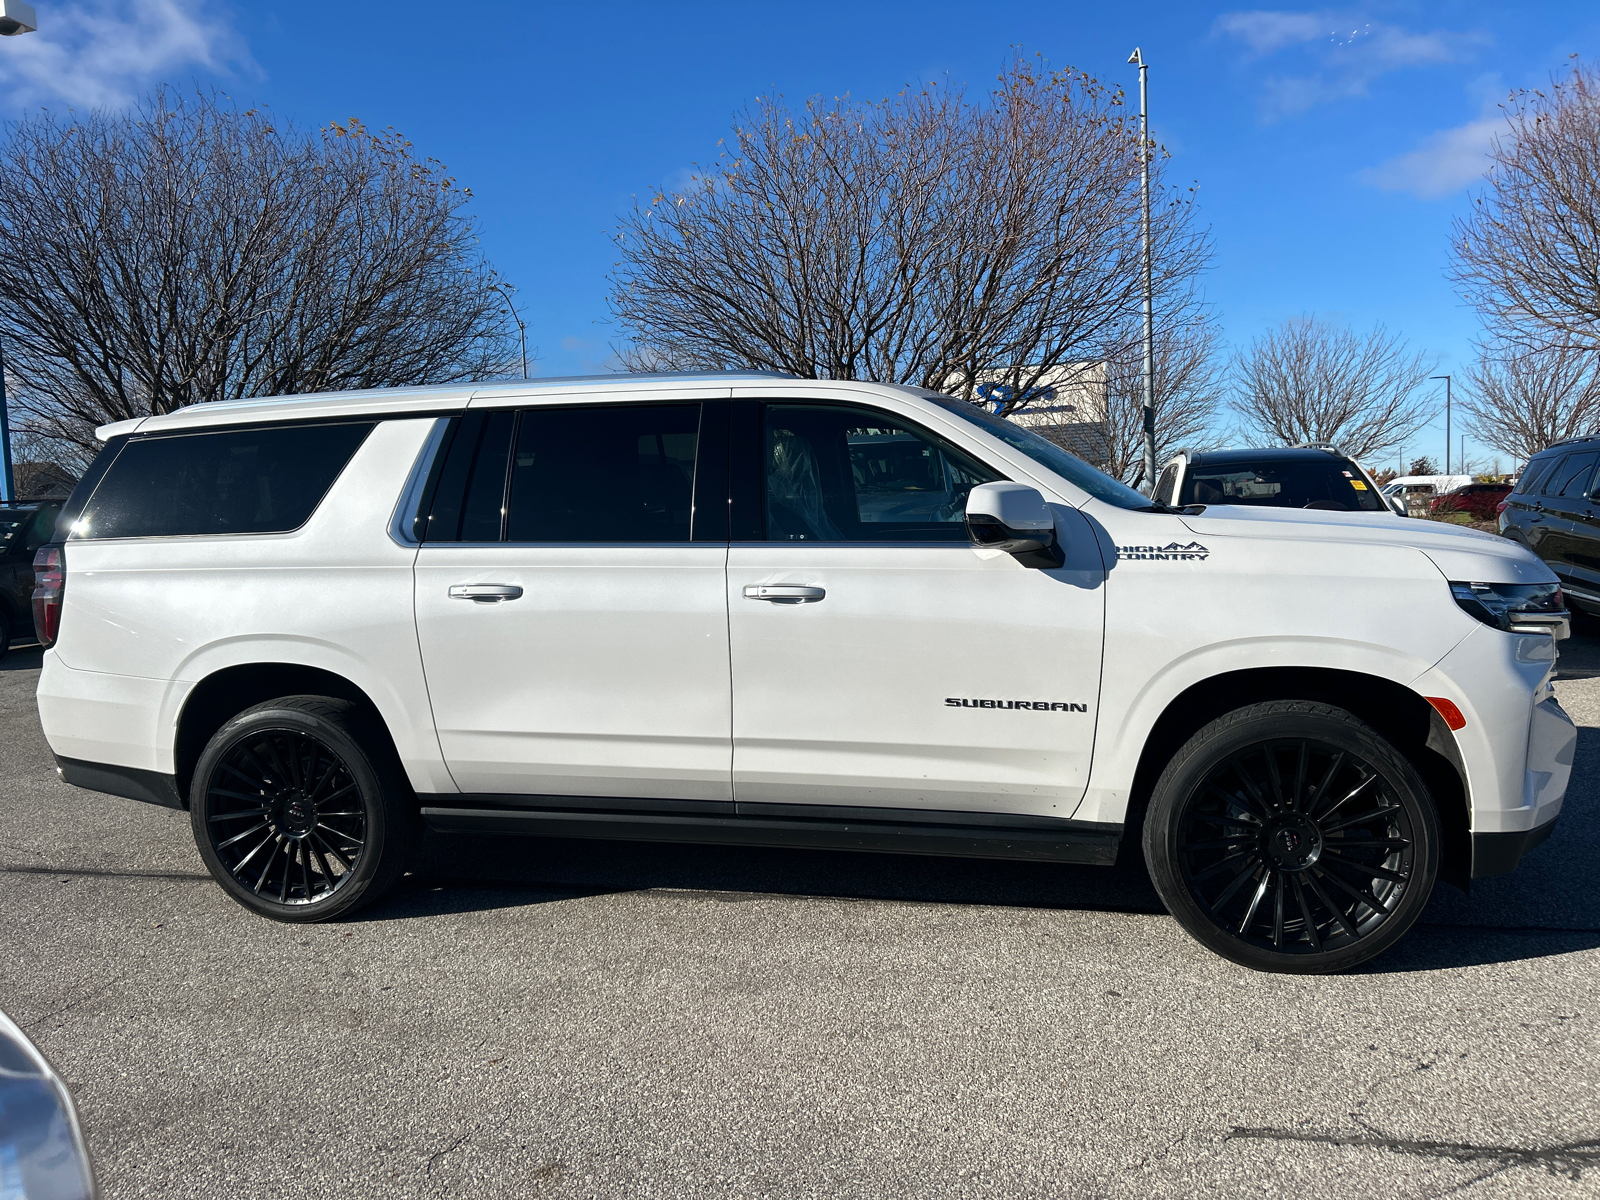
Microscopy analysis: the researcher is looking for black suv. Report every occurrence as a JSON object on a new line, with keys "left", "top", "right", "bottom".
{"left": 0, "top": 502, "right": 62, "bottom": 658}
{"left": 1499, "top": 436, "right": 1600, "bottom": 614}
{"left": 1153, "top": 447, "right": 1390, "bottom": 512}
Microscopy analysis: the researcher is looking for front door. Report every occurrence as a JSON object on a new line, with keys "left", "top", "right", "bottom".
{"left": 1535, "top": 449, "right": 1600, "bottom": 588}
{"left": 414, "top": 400, "right": 733, "bottom": 802}
{"left": 726, "top": 401, "right": 1106, "bottom": 818}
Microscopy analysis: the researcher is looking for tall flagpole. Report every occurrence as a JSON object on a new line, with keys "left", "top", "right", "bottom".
{"left": 1129, "top": 48, "right": 1156, "bottom": 493}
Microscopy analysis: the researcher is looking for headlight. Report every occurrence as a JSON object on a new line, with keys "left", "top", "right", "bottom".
{"left": 1450, "top": 581, "right": 1570, "bottom": 637}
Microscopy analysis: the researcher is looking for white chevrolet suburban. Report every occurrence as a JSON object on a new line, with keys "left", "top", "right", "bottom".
{"left": 33, "top": 373, "right": 1576, "bottom": 973}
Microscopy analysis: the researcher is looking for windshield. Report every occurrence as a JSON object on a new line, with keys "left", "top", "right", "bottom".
{"left": 923, "top": 395, "right": 1150, "bottom": 509}
{"left": 1180, "top": 458, "right": 1386, "bottom": 512}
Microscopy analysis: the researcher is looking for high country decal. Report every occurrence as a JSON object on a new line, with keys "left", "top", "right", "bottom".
{"left": 946, "top": 698, "right": 1089, "bottom": 711}
{"left": 1116, "top": 541, "right": 1209, "bottom": 561}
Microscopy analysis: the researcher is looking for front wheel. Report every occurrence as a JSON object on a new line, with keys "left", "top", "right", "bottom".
{"left": 190, "top": 696, "right": 419, "bottom": 922}
{"left": 1143, "top": 701, "right": 1439, "bottom": 974}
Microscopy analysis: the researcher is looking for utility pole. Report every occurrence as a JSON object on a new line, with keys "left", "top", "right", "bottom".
{"left": 1129, "top": 47, "right": 1156, "bottom": 493}
{"left": 491, "top": 280, "right": 528, "bottom": 380}
{"left": 0, "top": 1, "right": 39, "bottom": 503}
{"left": 1430, "top": 374, "right": 1451, "bottom": 474}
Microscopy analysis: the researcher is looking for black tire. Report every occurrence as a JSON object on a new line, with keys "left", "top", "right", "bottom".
{"left": 0, "top": 608, "right": 10, "bottom": 661}
{"left": 1143, "top": 701, "right": 1439, "bottom": 974}
{"left": 189, "top": 696, "right": 419, "bottom": 922}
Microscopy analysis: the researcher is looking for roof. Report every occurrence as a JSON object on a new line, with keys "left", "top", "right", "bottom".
{"left": 1536, "top": 434, "right": 1600, "bottom": 456}
{"left": 1187, "top": 446, "right": 1351, "bottom": 467}
{"left": 95, "top": 371, "right": 805, "bottom": 441}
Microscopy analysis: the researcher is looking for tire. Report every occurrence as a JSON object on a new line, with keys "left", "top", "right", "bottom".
{"left": 189, "top": 696, "right": 419, "bottom": 922}
{"left": 1143, "top": 700, "right": 1440, "bottom": 974}
{"left": 0, "top": 609, "right": 10, "bottom": 661}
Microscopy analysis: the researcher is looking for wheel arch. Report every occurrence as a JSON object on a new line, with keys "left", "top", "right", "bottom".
{"left": 174, "top": 663, "right": 407, "bottom": 808}
{"left": 1124, "top": 666, "right": 1471, "bottom": 891}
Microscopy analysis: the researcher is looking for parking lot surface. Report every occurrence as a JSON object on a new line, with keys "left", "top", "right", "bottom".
{"left": 4, "top": 638, "right": 1600, "bottom": 1199}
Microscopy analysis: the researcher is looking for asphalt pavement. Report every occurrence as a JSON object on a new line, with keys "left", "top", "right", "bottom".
{"left": 4, "top": 634, "right": 1600, "bottom": 1199}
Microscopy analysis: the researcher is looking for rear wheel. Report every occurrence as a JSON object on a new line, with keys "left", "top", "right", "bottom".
{"left": 189, "top": 696, "right": 418, "bottom": 922}
{"left": 1143, "top": 700, "right": 1439, "bottom": 974}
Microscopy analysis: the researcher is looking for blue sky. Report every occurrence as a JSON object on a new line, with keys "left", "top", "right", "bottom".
{"left": 3, "top": 1, "right": 1598, "bottom": 470}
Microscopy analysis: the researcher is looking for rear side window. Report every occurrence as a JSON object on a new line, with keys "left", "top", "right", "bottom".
{"left": 1545, "top": 451, "right": 1600, "bottom": 499}
{"left": 72, "top": 422, "right": 374, "bottom": 540}
{"left": 423, "top": 404, "right": 702, "bottom": 543}
{"left": 1518, "top": 456, "right": 1558, "bottom": 496}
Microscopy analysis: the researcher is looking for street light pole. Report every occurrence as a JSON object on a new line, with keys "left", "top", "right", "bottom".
{"left": 1128, "top": 47, "right": 1156, "bottom": 493}
{"left": 491, "top": 280, "right": 528, "bottom": 380}
{"left": 1430, "top": 374, "right": 1451, "bottom": 474}
{"left": 0, "top": 1, "right": 39, "bottom": 503}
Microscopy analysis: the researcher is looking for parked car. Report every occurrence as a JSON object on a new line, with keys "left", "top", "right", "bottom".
{"left": 0, "top": 501, "right": 62, "bottom": 658}
{"left": 35, "top": 374, "right": 1573, "bottom": 974}
{"left": 1379, "top": 475, "right": 1473, "bottom": 517}
{"left": 1499, "top": 435, "right": 1600, "bottom": 614}
{"left": 0, "top": 1008, "right": 98, "bottom": 1199}
{"left": 1430, "top": 482, "right": 1513, "bottom": 521}
{"left": 1152, "top": 447, "right": 1391, "bottom": 513}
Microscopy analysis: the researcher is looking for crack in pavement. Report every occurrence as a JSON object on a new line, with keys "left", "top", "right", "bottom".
{"left": 1228, "top": 1124, "right": 1600, "bottom": 1180}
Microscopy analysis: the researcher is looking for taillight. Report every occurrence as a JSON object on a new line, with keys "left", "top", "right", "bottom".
{"left": 1495, "top": 499, "right": 1509, "bottom": 515}
{"left": 31, "top": 543, "right": 64, "bottom": 649}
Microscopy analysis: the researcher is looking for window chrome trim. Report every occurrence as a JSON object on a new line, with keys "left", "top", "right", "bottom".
{"left": 388, "top": 417, "right": 453, "bottom": 548}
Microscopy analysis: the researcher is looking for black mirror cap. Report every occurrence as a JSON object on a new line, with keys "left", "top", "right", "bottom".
{"left": 966, "top": 513, "right": 1065, "bottom": 568}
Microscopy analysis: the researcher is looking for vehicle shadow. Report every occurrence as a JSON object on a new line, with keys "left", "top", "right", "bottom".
{"left": 0, "top": 645, "right": 43, "bottom": 672}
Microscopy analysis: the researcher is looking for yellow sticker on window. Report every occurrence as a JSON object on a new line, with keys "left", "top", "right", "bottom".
{"left": 1351, "top": 480, "right": 1369, "bottom": 490}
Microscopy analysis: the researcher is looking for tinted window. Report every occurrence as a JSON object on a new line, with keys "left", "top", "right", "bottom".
{"left": 923, "top": 394, "right": 1148, "bottom": 509}
{"left": 73, "top": 423, "right": 374, "bottom": 540}
{"left": 1548, "top": 451, "right": 1600, "bottom": 499}
{"left": 1180, "top": 458, "right": 1386, "bottom": 512}
{"left": 0, "top": 508, "right": 34, "bottom": 555}
{"left": 1518, "top": 456, "right": 1558, "bottom": 496}
{"left": 505, "top": 405, "right": 700, "bottom": 543}
{"left": 763, "top": 405, "right": 1002, "bottom": 542}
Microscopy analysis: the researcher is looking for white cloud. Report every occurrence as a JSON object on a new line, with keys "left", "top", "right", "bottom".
{"left": 0, "top": 0, "right": 253, "bottom": 113}
{"left": 1360, "top": 113, "right": 1501, "bottom": 198}
{"left": 1214, "top": 9, "right": 1488, "bottom": 118}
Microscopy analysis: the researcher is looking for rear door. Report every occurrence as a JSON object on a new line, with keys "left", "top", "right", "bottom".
{"left": 725, "top": 399, "right": 1106, "bottom": 818}
{"left": 1534, "top": 450, "right": 1600, "bottom": 584}
{"left": 413, "top": 398, "right": 734, "bottom": 803}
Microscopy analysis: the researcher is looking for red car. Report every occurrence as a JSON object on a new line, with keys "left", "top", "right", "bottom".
{"left": 1429, "top": 482, "right": 1513, "bottom": 521}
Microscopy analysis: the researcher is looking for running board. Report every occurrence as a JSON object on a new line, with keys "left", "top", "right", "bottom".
{"left": 419, "top": 803, "right": 1121, "bottom": 865}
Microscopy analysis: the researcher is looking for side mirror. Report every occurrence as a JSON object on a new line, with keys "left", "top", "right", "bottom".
{"left": 966, "top": 482, "right": 1065, "bottom": 569}
{"left": 0, "top": 1010, "right": 97, "bottom": 1199}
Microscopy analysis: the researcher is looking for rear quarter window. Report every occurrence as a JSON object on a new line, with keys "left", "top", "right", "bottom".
{"left": 72, "top": 422, "right": 375, "bottom": 540}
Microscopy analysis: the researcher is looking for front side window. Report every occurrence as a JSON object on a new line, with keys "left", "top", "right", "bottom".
{"left": 763, "top": 405, "right": 1002, "bottom": 542}
{"left": 72, "top": 422, "right": 374, "bottom": 540}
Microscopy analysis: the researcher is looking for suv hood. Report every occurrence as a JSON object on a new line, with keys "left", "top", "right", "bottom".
{"left": 1175, "top": 503, "right": 1557, "bottom": 586}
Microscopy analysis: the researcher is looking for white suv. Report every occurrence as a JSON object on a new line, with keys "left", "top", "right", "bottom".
{"left": 33, "top": 373, "right": 1575, "bottom": 973}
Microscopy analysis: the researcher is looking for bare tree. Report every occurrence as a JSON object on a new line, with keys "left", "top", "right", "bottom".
{"left": 609, "top": 52, "right": 1211, "bottom": 413}
{"left": 0, "top": 90, "right": 515, "bottom": 455}
{"left": 1461, "top": 343, "right": 1600, "bottom": 462}
{"left": 1100, "top": 309, "right": 1225, "bottom": 486}
{"left": 1452, "top": 61, "right": 1600, "bottom": 355}
{"left": 1232, "top": 317, "right": 1436, "bottom": 458}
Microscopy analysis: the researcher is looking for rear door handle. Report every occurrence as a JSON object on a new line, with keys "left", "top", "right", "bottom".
{"left": 743, "top": 584, "right": 825, "bottom": 603}
{"left": 448, "top": 584, "right": 523, "bottom": 602}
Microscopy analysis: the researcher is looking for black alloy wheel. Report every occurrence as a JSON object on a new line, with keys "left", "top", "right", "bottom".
{"left": 1144, "top": 700, "right": 1439, "bottom": 973}
{"left": 190, "top": 696, "right": 418, "bottom": 922}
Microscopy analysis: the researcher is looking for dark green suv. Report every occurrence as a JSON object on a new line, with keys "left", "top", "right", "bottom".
{"left": 0, "top": 502, "right": 62, "bottom": 658}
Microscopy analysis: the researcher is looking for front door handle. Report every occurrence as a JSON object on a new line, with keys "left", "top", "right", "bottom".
{"left": 743, "top": 584, "right": 825, "bottom": 603}
{"left": 448, "top": 584, "right": 524, "bottom": 602}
